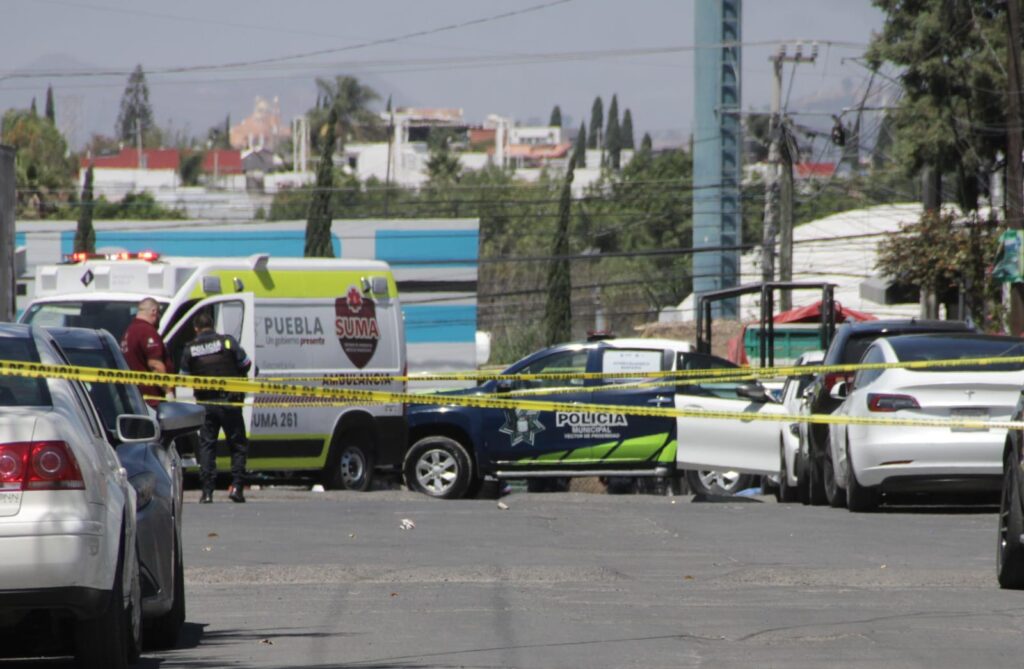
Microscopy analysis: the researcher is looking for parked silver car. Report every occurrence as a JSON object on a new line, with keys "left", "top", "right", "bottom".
{"left": 0, "top": 323, "right": 147, "bottom": 667}
{"left": 49, "top": 327, "right": 204, "bottom": 649}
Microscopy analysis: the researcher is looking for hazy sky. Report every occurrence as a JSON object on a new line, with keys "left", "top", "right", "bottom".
{"left": 1, "top": 0, "right": 886, "bottom": 149}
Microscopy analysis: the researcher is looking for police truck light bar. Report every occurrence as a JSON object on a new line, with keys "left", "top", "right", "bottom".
{"left": 65, "top": 251, "right": 161, "bottom": 263}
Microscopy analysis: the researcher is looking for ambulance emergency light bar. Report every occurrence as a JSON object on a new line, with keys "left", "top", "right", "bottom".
{"left": 64, "top": 251, "right": 161, "bottom": 263}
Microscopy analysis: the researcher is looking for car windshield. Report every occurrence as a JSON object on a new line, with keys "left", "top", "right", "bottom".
{"left": 60, "top": 346, "right": 138, "bottom": 430}
{"left": 0, "top": 337, "right": 52, "bottom": 407}
{"left": 888, "top": 335, "right": 1024, "bottom": 372}
{"left": 22, "top": 301, "right": 159, "bottom": 341}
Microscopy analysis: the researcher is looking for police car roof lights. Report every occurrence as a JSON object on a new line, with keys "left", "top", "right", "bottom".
{"left": 65, "top": 250, "right": 161, "bottom": 263}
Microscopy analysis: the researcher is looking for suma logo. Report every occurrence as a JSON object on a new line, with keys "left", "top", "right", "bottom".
{"left": 335, "top": 286, "right": 380, "bottom": 369}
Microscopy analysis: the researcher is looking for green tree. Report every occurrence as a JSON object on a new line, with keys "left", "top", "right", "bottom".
{"left": 44, "top": 86, "right": 55, "bottom": 124}
{"left": 207, "top": 114, "right": 232, "bottom": 149}
{"left": 1, "top": 108, "right": 73, "bottom": 215}
{"left": 425, "top": 129, "right": 462, "bottom": 184}
{"left": 545, "top": 152, "right": 576, "bottom": 345}
{"left": 640, "top": 133, "right": 653, "bottom": 152}
{"left": 588, "top": 96, "right": 603, "bottom": 149}
{"left": 74, "top": 166, "right": 96, "bottom": 253}
{"left": 866, "top": 1, "right": 1007, "bottom": 211}
{"left": 605, "top": 94, "right": 621, "bottom": 169}
{"left": 620, "top": 108, "right": 634, "bottom": 150}
{"left": 29, "top": 97, "right": 37, "bottom": 116}
{"left": 310, "top": 75, "right": 384, "bottom": 151}
{"left": 179, "top": 151, "right": 205, "bottom": 186}
{"left": 305, "top": 109, "right": 337, "bottom": 257}
{"left": 876, "top": 210, "right": 1002, "bottom": 328}
{"left": 116, "top": 65, "right": 156, "bottom": 146}
{"left": 572, "top": 122, "right": 587, "bottom": 168}
{"left": 549, "top": 105, "right": 562, "bottom": 127}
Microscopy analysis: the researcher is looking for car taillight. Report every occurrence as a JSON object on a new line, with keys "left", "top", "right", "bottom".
{"left": 824, "top": 372, "right": 854, "bottom": 393}
{"left": 0, "top": 442, "right": 84, "bottom": 491}
{"left": 867, "top": 393, "right": 920, "bottom": 412}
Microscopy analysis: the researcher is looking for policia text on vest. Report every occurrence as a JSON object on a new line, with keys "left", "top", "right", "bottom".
{"left": 180, "top": 312, "right": 253, "bottom": 504}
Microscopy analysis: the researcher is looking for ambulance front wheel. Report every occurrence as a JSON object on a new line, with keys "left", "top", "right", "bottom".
{"left": 324, "top": 432, "right": 375, "bottom": 492}
{"left": 404, "top": 436, "right": 474, "bottom": 500}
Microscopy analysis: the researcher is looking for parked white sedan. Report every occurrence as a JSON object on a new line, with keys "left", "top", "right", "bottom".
{"left": 827, "top": 333, "right": 1024, "bottom": 511}
{"left": 0, "top": 324, "right": 153, "bottom": 667}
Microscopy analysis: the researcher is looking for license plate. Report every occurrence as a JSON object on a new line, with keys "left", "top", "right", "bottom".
{"left": 0, "top": 491, "right": 23, "bottom": 517}
{"left": 951, "top": 408, "right": 989, "bottom": 432}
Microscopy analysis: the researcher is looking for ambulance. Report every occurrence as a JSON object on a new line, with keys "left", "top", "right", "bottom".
{"left": 19, "top": 252, "right": 407, "bottom": 491}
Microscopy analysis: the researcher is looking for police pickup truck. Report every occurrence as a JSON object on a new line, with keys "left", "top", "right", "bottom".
{"left": 403, "top": 337, "right": 783, "bottom": 499}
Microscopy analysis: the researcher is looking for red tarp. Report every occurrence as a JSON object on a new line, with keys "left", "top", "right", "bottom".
{"left": 725, "top": 301, "right": 877, "bottom": 365}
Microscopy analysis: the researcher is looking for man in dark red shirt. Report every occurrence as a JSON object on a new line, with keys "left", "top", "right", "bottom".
{"left": 120, "top": 297, "right": 174, "bottom": 407}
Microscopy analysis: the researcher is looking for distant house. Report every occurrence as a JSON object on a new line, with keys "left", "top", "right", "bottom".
{"left": 201, "top": 149, "right": 244, "bottom": 189}
{"left": 79, "top": 148, "right": 181, "bottom": 200}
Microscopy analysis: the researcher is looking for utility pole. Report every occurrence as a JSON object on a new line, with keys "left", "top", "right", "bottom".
{"left": 385, "top": 99, "right": 394, "bottom": 216}
{"left": 0, "top": 146, "right": 15, "bottom": 322}
{"left": 1007, "top": 0, "right": 1024, "bottom": 334}
{"left": 762, "top": 42, "right": 817, "bottom": 309}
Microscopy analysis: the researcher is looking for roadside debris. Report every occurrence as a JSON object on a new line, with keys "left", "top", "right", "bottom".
{"left": 497, "top": 501, "right": 509, "bottom": 510}
{"left": 400, "top": 518, "right": 416, "bottom": 530}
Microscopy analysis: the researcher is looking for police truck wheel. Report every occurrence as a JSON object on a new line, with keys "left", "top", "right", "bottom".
{"left": 404, "top": 436, "right": 473, "bottom": 500}
{"left": 324, "top": 433, "right": 375, "bottom": 491}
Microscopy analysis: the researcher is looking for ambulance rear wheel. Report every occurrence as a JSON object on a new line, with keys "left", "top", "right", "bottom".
{"left": 404, "top": 436, "right": 473, "bottom": 500}
{"left": 324, "top": 433, "right": 375, "bottom": 492}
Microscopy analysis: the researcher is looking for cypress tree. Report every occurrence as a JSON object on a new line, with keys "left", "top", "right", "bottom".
{"left": 605, "top": 94, "right": 621, "bottom": 169}
{"left": 640, "top": 133, "right": 653, "bottom": 153}
{"left": 587, "top": 97, "right": 603, "bottom": 149}
{"left": 305, "top": 109, "right": 337, "bottom": 257}
{"left": 572, "top": 122, "right": 587, "bottom": 168}
{"left": 74, "top": 166, "right": 96, "bottom": 254}
{"left": 544, "top": 151, "right": 577, "bottom": 346}
{"left": 116, "top": 65, "right": 154, "bottom": 144}
{"left": 549, "top": 105, "right": 562, "bottom": 127}
{"left": 29, "top": 97, "right": 37, "bottom": 116}
{"left": 621, "top": 108, "right": 635, "bottom": 149}
{"left": 45, "top": 86, "right": 55, "bottom": 124}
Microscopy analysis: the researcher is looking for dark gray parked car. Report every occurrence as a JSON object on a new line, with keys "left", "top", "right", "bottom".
{"left": 48, "top": 327, "right": 204, "bottom": 649}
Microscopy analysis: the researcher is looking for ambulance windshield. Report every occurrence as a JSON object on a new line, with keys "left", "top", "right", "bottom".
{"left": 22, "top": 300, "right": 165, "bottom": 341}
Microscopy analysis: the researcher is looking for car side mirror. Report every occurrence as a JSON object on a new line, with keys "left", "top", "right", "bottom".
{"left": 495, "top": 379, "right": 514, "bottom": 393}
{"left": 116, "top": 414, "right": 160, "bottom": 443}
{"left": 830, "top": 381, "right": 849, "bottom": 400}
{"left": 736, "top": 382, "right": 769, "bottom": 403}
{"left": 156, "top": 402, "right": 205, "bottom": 445}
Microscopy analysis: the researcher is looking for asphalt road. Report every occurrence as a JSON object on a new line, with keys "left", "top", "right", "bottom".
{"left": 80, "top": 488, "right": 1024, "bottom": 667}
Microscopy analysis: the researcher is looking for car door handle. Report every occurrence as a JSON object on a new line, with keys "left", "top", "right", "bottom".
{"left": 647, "top": 396, "right": 671, "bottom": 406}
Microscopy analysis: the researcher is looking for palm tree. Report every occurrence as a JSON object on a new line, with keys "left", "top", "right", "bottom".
{"left": 311, "top": 76, "right": 385, "bottom": 150}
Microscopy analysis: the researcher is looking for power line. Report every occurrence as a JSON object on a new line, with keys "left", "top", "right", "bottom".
{"left": 3, "top": 0, "right": 575, "bottom": 80}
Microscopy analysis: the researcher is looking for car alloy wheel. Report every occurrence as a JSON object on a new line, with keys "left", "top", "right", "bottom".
{"left": 404, "top": 436, "right": 473, "bottom": 500}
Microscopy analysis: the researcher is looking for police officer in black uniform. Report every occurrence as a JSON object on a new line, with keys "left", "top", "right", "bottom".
{"left": 180, "top": 311, "right": 252, "bottom": 504}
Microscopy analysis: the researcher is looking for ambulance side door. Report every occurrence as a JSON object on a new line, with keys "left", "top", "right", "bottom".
{"left": 164, "top": 292, "right": 256, "bottom": 431}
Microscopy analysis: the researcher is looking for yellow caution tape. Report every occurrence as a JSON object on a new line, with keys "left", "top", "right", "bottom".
{"left": 259, "top": 353, "right": 1024, "bottom": 385}
{"left": 10, "top": 360, "right": 1024, "bottom": 431}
